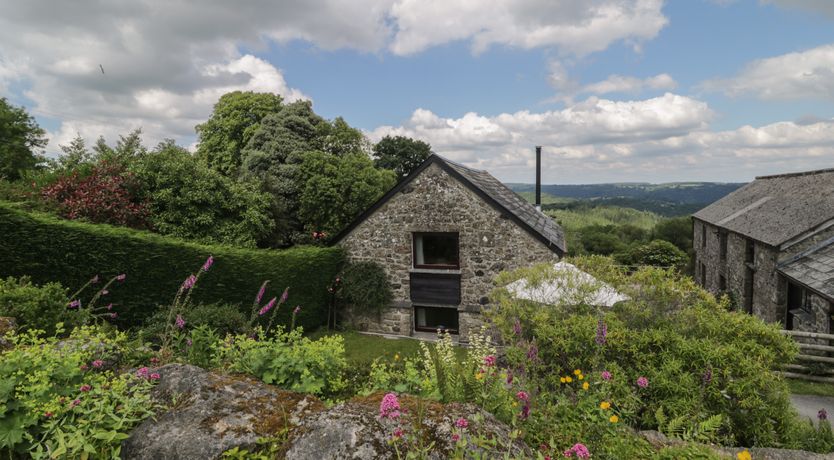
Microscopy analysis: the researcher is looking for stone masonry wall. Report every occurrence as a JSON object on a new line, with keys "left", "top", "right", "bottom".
{"left": 339, "top": 162, "right": 561, "bottom": 341}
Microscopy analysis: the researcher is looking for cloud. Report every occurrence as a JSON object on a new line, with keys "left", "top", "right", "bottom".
{"left": 761, "top": 0, "right": 834, "bottom": 19}
{"left": 390, "top": 0, "right": 668, "bottom": 56}
{"left": 700, "top": 43, "right": 834, "bottom": 100}
{"left": 581, "top": 73, "right": 677, "bottom": 95}
{"left": 369, "top": 95, "right": 834, "bottom": 183}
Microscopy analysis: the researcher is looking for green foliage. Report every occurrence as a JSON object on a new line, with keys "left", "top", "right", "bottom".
{"left": 196, "top": 91, "right": 284, "bottom": 176}
{"left": 336, "top": 261, "right": 393, "bottom": 317}
{"left": 0, "top": 98, "right": 48, "bottom": 181}
{"left": 0, "top": 202, "right": 343, "bottom": 328}
{"left": 131, "top": 141, "right": 275, "bottom": 247}
{"left": 143, "top": 302, "right": 250, "bottom": 339}
{"left": 785, "top": 418, "right": 834, "bottom": 453}
{"left": 0, "top": 326, "right": 157, "bottom": 458}
{"left": 298, "top": 152, "right": 395, "bottom": 236}
{"left": 488, "top": 256, "right": 800, "bottom": 448}
{"left": 546, "top": 206, "right": 661, "bottom": 233}
{"left": 652, "top": 216, "right": 693, "bottom": 252}
{"left": 0, "top": 276, "right": 86, "bottom": 335}
{"left": 618, "top": 239, "right": 688, "bottom": 270}
{"left": 214, "top": 328, "right": 347, "bottom": 397}
{"left": 372, "top": 135, "right": 432, "bottom": 179}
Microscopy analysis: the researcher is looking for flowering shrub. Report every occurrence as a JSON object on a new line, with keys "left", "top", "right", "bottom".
{"left": 41, "top": 161, "right": 150, "bottom": 228}
{"left": 0, "top": 325, "right": 158, "bottom": 458}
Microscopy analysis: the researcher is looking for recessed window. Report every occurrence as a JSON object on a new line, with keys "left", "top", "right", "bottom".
{"left": 719, "top": 231, "right": 728, "bottom": 261}
{"left": 415, "top": 306, "right": 459, "bottom": 334}
{"left": 701, "top": 224, "right": 707, "bottom": 248}
{"left": 787, "top": 281, "right": 810, "bottom": 312}
{"left": 413, "top": 232, "right": 459, "bottom": 269}
{"left": 719, "top": 275, "right": 727, "bottom": 292}
{"left": 745, "top": 238, "right": 755, "bottom": 264}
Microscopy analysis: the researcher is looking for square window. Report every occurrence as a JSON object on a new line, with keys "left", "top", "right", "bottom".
{"left": 413, "top": 233, "right": 459, "bottom": 269}
{"left": 415, "top": 306, "right": 459, "bottom": 333}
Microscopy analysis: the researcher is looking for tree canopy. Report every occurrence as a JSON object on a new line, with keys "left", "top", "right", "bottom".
{"left": 0, "top": 98, "right": 47, "bottom": 180}
{"left": 372, "top": 135, "right": 432, "bottom": 179}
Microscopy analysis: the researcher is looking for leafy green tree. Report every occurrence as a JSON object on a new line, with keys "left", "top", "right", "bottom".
{"left": 315, "top": 116, "right": 370, "bottom": 156}
{"left": 55, "top": 134, "right": 94, "bottom": 171}
{"left": 130, "top": 140, "right": 275, "bottom": 248}
{"left": 90, "top": 129, "right": 147, "bottom": 166}
{"left": 372, "top": 135, "right": 432, "bottom": 179}
{"left": 196, "top": 91, "right": 284, "bottom": 176}
{"left": 652, "top": 216, "right": 693, "bottom": 253}
{"left": 0, "top": 98, "right": 47, "bottom": 180}
{"left": 620, "top": 239, "right": 688, "bottom": 270}
{"left": 297, "top": 152, "right": 396, "bottom": 237}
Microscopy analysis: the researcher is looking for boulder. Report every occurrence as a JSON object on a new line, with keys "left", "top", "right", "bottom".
{"left": 0, "top": 317, "right": 15, "bottom": 350}
{"left": 639, "top": 430, "right": 834, "bottom": 460}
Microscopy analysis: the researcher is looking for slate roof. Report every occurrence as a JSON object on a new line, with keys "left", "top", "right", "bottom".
{"left": 693, "top": 168, "right": 834, "bottom": 246}
{"left": 333, "top": 154, "right": 566, "bottom": 254}
{"left": 778, "top": 236, "right": 834, "bottom": 301}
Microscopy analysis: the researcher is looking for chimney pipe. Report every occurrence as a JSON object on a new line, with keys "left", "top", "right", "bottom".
{"left": 535, "top": 146, "right": 542, "bottom": 212}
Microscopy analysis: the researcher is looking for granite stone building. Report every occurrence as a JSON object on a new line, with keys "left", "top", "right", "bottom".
{"left": 333, "top": 154, "right": 566, "bottom": 341}
{"left": 692, "top": 168, "right": 834, "bottom": 334}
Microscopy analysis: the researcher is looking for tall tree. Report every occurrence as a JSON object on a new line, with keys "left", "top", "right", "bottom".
{"left": 196, "top": 91, "right": 284, "bottom": 176}
{"left": 372, "top": 135, "right": 432, "bottom": 179}
{"left": 57, "top": 134, "right": 93, "bottom": 170}
{"left": 0, "top": 98, "right": 48, "bottom": 180}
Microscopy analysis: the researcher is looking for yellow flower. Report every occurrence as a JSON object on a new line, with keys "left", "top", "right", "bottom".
{"left": 600, "top": 401, "right": 611, "bottom": 410}
{"left": 512, "top": 401, "right": 518, "bottom": 407}
{"left": 582, "top": 382, "right": 589, "bottom": 390}
{"left": 609, "top": 415, "right": 619, "bottom": 423}
{"left": 500, "top": 373, "right": 508, "bottom": 380}
{"left": 560, "top": 377, "right": 566, "bottom": 383}
{"left": 573, "top": 369, "right": 582, "bottom": 376}
{"left": 566, "top": 376, "right": 573, "bottom": 383}
{"left": 394, "top": 354, "right": 400, "bottom": 361}
{"left": 475, "top": 372, "right": 484, "bottom": 380}
{"left": 736, "top": 450, "right": 751, "bottom": 460}
{"left": 578, "top": 374, "right": 584, "bottom": 380}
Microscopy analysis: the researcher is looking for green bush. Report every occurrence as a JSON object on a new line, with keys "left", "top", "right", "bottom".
{"left": 617, "top": 239, "right": 688, "bottom": 270}
{"left": 141, "top": 302, "right": 250, "bottom": 339}
{"left": 0, "top": 202, "right": 343, "bottom": 328}
{"left": 336, "top": 261, "right": 392, "bottom": 317}
{"left": 0, "top": 325, "right": 158, "bottom": 458}
{"left": 0, "top": 276, "right": 86, "bottom": 335}
{"left": 488, "top": 256, "right": 800, "bottom": 449}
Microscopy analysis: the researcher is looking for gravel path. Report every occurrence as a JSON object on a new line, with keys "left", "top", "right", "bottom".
{"left": 791, "top": 394, "right": 834, "bottom": 425}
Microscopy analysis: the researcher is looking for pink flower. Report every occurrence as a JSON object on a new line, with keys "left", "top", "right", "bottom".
{"left": 150, "top": 357, "right": 160, "bottom": 364}
{"left": 80, "top": 384, "right": 91, "bottom": 392}
{"left": 44, "top": 411, "right": 53, "bottom": 418}
{"left": 186, "top": 338, "right": 192, "bottom": 347}
{"left": 520, "top": 404, "right": 530, "bottom": 420}
{"left": 68, "top": 299, "right": 81, "bottom": 309}
{"left": 255, "top": 282, "right": 268, "bottom": 304}
{"left": 451, "top": 433, "right": 460, "bottom": 442}
{"left": 100, "top": 289, "right": 109, "bottom": 296}
{"left": 92, "top": 360, "right": 104, "bottom": 368}
{"left": 202, "top": 255, "right": 214, "bottom": 272}
{"left": 601, "top": 370, "right": 612, "bottom": 381}
{"left": 105, "top": 303, "right": 113, "bottom": 311}
{"left": 455, "top": 417, "right": 469, "bottom": 428}
{"left": 181, "top": 274, "right": 197, "bottom": 291}
{"left": 483, "top": 355, "right": 496, "bottom": 367}
{"left": 79, "top": 363, "right": 89, "bottom": 371}
{"left": 595, "top": 319, "right": 607, "bottom": 345}
{"left": 175, "top": 314, "right": 186, "bottom": 329}
{"left": 293, "top": 305, "right": 301, "bottom": 315}
{"left": 379, "top": 393, "right": 401, "bottom": 419}
{"left": 110, "top": 312, "right": 117, "bottom": 319}
{"left": 258, "top": 297, "right": 277, "bottom": 316}
{"left": 116, "top": 274, "right": 126, "bottom": 281}
{"left": 506, "top": 371, "right": 514, "bottom": 384}
{"left": 136, "top": 367, "right": 150, "bottom": 378}
{"left": 280, "top": 288, "right": 289, "bottom": 303}
{"left": 516, "top": 391, "right": 529, "bottom": 402}
{"left": 563, "top": 443, "right": 590, "bottom": 459}
{"left": 636, "top": 376, "right": 649, "bottom": 388}
{"left": 392, "top": 427, "right": 404, "bottom": 438}
{"left": 150, "top": 373, "right": 161, "bottom": 380}
{"left": 90, "top": 275, "right": 99, "bottom": 284}
{"left": 71, "top": 399, "right": 81, "bottom": 407}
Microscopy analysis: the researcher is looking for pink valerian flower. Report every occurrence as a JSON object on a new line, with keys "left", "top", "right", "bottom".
{"left": 175, "top": 314, "right": 186, "bottom": 329}
{"left": 563, "top": 443, "right": 590, "bottom": 459}
{"left": 181, "top": 274, "right": 197, "bottom": 291}
{"left": 636, "top": 376, "right": 649, "bottom": 388}
{"left": 601, "top": 370, "right": 612, "bottom": 381}
{"left": 455, "top": 417, "right": 469, "bottom": 428}
{"left": 258, "top": 297, "right": 277, "bottom": 316}
{"left": 136, "top": 367, "right": 150, "bottom": 379}
{"left": 150, "top": 373, "right": 161, "bottom": 380}
{"left": 116, "top": 274, "right": 126, "bottom": 282}
{"left": 516, "top": 391, "right": 530, "bottom": 402}
{"left": 201, "top": 255, "right": 214, "bottom": 272}
{"left": 379, "top": 393, "right": 401, "bottom": 419}
{"left": 392, "top": 427, "right": 404, "bottom": 439}
{"left": 595, "top": 319, "right": 607, "bottom": 345}
{"left": 92, "top": 360, "right": 104, "bottom": 368}
{"left": 68, "top": 299, "right": 81, "bottom": 309}
{"left": 451, "top": 433, "right": 460, "bottom": 442}
{"left": 80, "top": 384, "right": 92, "bottom": 392}
{"left": 483, "top": 355, "right": 496, "bottom": 367}
{"left": 71, "top": 399, "right": 81, "bottom": 407}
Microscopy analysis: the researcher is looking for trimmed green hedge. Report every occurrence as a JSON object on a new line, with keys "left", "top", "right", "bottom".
{"left": 0, "top": 202, "right": 344, "bottom": 329}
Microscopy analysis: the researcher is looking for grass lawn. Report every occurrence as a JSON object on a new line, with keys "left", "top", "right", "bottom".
{"left": 787, "top": 378, "right": 834, "bottom": 398}
{"left": 309, "top": 330, "right": 426, "bottom": 366}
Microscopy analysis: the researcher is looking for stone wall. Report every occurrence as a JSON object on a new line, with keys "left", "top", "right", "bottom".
{"left": 339, "top": 162, "right": 561, "bottom": 341}
{"left": 791, "top": 292, "right": 833, "bottom": 344}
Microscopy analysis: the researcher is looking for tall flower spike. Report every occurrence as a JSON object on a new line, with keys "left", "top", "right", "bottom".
{"left": 175, "top": 314, "right": 186, "bottom": 329}
{"left": 595, "top": 318, "right": 607, "bottom": 345}
{"left": 255, "top": 281, "right": 268, "bottom": 305}
{"left": 280, "top": 287, "right": 289, "bottom": 303}
{"left": 202, "top": 255, "right": 214, "bottom": 272}
{"left": 259, "top": 297, "right": 277, "bottom": 316}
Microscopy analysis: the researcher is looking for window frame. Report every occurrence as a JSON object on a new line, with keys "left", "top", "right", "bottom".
{"left": 412, "top": 232, "right": 460, "bottom": 270}
{"left": 414, "top": 305, "right": 459, "bottom": 334}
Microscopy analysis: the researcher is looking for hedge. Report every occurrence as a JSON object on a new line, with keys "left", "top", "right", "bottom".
{"left": 0, "top": 202, "right": 344, "bottom": 329}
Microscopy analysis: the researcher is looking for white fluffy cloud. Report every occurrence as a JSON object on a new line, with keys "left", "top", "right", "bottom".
{"left": 582, "top": 73, "right": 677, "bottom": 95}
{"left": 369, "top": 95, "right": 834, "bottom": 183}
{"left": 700, "top": 43, "right": 834, "bottom": 100}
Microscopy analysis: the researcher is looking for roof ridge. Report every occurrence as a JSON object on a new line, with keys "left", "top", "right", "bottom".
{"left": 433, "top": 154, "right": 486, "bottom": 174}
{"left": 756, "top": 167, "right": 834, "bottom": 180}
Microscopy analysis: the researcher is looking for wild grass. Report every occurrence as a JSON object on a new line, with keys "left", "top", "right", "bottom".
{"left": 546, "top": 205, "right": 662, "bottom": 232}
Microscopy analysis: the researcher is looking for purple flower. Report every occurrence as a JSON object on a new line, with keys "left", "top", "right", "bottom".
{"left": 105, "top": 303, "right": 113, "bottom": 311}
{"left": 175, "top": 314, "right": 186, "bottom": 329}
{"left": 455, "top": 417, "right": 469, "bottom": 428}
{"left": 71, "top": 399, "right": 81, "bottom": 407}
{"left": 516, "top": 391, "right": 530, "bottom": 402}
{"left": 44, "top": 411, "right": 53, "bottom": 418}
{"left": 68, "top": 299, "right": 81, "bottom": 309}
{"left": 92, "top": 360, "right": 104, "bottom": 368}
{"left": 255, "top": 282, "right": 268, "bottom": 304}
{"left": 100, "top": 289, "right": 109, "bottom": 296}
{"left": 451, "top": 433, "right": 460, "bottom": 442}
{"left": 392, "top": 427, "right": 404, "bottom": 438}
{"left": 150, "top": 373, "right": 161, "bottom": 380}
{"left": 181, "top": 274, "right": 197, "bottom": 291}
{"left": 280, "top": 287, "right": 289, "bottom": 303}
{"left": 201, "top": 255, "right": 214, "bottom": 272}
{"left": 520, "top": 404, "right": 530, "bottom": 420}
{"left": 483, "top": 355, "right": 496, "bottom": 367}
{"left": 595, "top": 319, "right": 607, "bottom": 345}
{"left": 258, "top": 297, "right": 277, "bottom": 316}
{"left": 109, "top": 312, "right": 117, "bottom": 319}
{"left": 601, "top": 370, "right": 612, "bottom": 381}
{"left": 293, "top": 305, "right": 301, "bottom": 315}
{"left": 527, "top": 343, "right": 539, "bottom": 362}
{"left": 90, "top": 275, "right": 99, "bottom": 284}
{"left": 79, "top": 363, "right": 89, "bottom": 371}
{"left": 116, "top": 274, "right": 126, "bottom": 282}
{"left": 379, "top": 392, "right": 401, "bottom": 419}
{"left": 702, "top": 368, "right": 713, "bottom": 385}
{"left": 136, "top": 367, "right": 150, "bottom": 378}
{"left": 636, "top": 376, "right": 649, "bottom": 388}
{"left": 506, "top": 371, "right": 514, "bottom": 384}
{"left": 563, "top": 443, "right": 590, "bottom": 459}
{"left": 819, "top": 409, "right": 828, "bottom": 421}
{"left": 186, "top": 338, "right": 192, "bottom": 347}
{"left": 513, "top": 319, "right": 522, "bottom": 337}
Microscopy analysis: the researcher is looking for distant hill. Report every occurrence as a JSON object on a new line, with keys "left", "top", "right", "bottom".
{"left": 510, "top": 182, "right": 744, "bottom": 217}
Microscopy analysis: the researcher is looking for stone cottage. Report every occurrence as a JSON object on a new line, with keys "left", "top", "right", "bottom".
{"left": 692, "top": 167, "right": 834, "bottom": 334}
{"left": 333, "top": 154, "right": 566, "bottom": 341}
